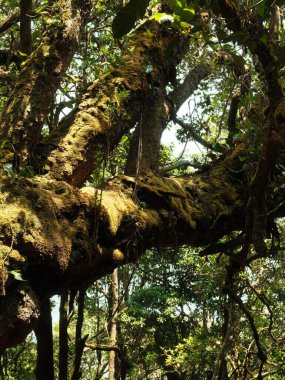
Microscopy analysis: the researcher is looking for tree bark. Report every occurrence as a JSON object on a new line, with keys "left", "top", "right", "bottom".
{"left": 125, "top": 89, "right": 170, "bottom": 175}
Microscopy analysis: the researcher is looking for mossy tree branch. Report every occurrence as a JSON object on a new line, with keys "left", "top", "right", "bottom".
{"left": 1, "top": 137, "right": 285, "bottom": 349}
{"left": 34, "top": 18, "right": 189, "bottom": 186}
{"left": 0, "top": 142, "right": 254, "bottom": 349}
{"left": 0, "top": 0, "right": 91, "bottom": 166}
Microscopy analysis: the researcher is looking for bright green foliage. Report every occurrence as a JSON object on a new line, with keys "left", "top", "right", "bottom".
{"left": 168, "top": 0, "right": 196, "bottom": 22}
{"left": 1, "top": 335, "right": 37, "bottom": 379}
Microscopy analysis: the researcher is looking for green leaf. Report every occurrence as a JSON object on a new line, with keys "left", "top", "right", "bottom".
{"left": 112, "top": 0, "right": 151, "bottom": 39}
{"left": 256, "top": 4, "right": 265, "bottom": 18}
{"left": 153, "top": 13, "right": 174, "bottom": 24}
{"left": 10, "top": 270, "right": 26, "bottom": 282}
{"left": 3, "top": 163, "right": 14, "bottom": 178}
{"left": 168, "top": 0, "right": 183, "bottom": 14}
{"left": 36, "top": 5, "right": 47, "bottom": 14}
{"left": 178, "top": 8, "right": 195, "bottom": 23}
{"left": 260, "top": 34, "right": 268, "bottom": 44}
{"left": 18, "top": 51, "right": 28, "bottom": 57}
{"left": 0, "top": 140, "right": 6, "bottom": 156}
{"left": 169, "top": 0, "right": 195, "bottom": 23}
{"left": 186, "top": 7, "right": 195, "bottom": 15}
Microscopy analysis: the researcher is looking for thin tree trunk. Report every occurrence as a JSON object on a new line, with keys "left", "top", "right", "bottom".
{"left": 20, "top": 0, "right": 32, "bottom": 56}
{"left": 34, "top": 297, "right": 55, "bottom": 380}
{"left": 108, "top": 269, "right": 119, "bottom": 380}
{"left": 116, "top": 266, "right": 135, "bottom": 379}
{"left": 125, "top": 89, "right": 169, "bottom": 175}
{"left": 211, "top": 296, "right": 231, "bottom": 380}
{"left": 59, "top": 290, "right": 69, "bottom": 380}
{"left": 70, "top": 290, "right": 87, "bottom": 380}
{"left": 117, "top": 336, "right": 127, "bottom": 380}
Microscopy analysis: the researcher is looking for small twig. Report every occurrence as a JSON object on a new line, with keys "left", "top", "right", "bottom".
{"left": 85, "top": 344, "right": 121, "bottom": 354}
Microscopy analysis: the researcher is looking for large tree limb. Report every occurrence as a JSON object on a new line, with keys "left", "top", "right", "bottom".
{"left": 125, "top": 59, "right": 214, "bottom": 175}
{"left": 1, "top": 139, "right": 285, "bottom": 349}
{"left": 0, "top": 142, "right": 251, "bottom": 349}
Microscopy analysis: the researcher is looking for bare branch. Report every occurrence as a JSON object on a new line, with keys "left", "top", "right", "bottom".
{"left": 160, "top": 159, "right": 206, "bottom": 173}
{"left": 173, "top": 116, "right": 214, "bottom": 150}
{"left": 0, "top": 11, "right": 20, "bottom": 36}
{"left": 85, "top": 344, "right": 121, "bottom": 354}
{"left": 169, "top": 62, "right": 212, "bottom": 112}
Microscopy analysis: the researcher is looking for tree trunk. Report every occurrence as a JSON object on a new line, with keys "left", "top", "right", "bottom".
{"left": 59, "top": 290, "right": 69, "bottom": 380}
{"left": 20, "top": 0, "right": 32, "bottom": 56}
{"left": 125, "top": 89, "right": 170, "bottom": 175}
{"left": 70, "top": 290, "right": 87, "bottom": 380}
{"left": 108, "top": 269, "right": 119, "bottom": 380}
{"left": 34, "top": 297, "right": 54, "bottom": 380}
